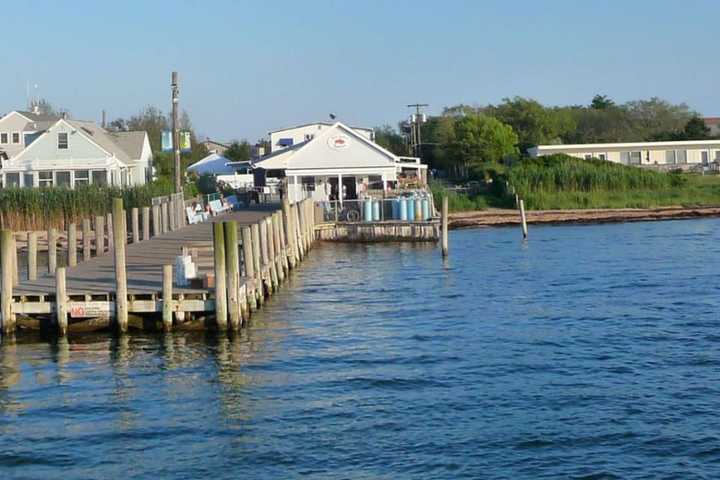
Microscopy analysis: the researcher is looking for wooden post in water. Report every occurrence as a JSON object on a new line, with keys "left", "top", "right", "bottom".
{"left": 260, "top": 219, "right": 274, "bottom": 293}
{"left": 277, "top": 209, "right": 290, "bottom": 274}
{"left": 213, "top": 222, "right": 228, "bottom": 330}
{"left": 48, "top": 228, "right": 57, "bottom": 274}
{"left": 95, "top": 215, "right": 105, "bottom": 255}
{"left": 162, "top": 264, "right": 173, "bottom": 332}
{"left": 282, "top": 198, "right": 296, "bottom": 269}
{"left": 131, "top": 208, "right": 140, "bottom": 244}
{"left": 28, "top": 231, "right": 38, "bottom": 280}
{"left": 56, "top": 267, "right": 68, "bottom": 336}
{"left": 241, "top": 226, "right": 257, "bottom": 312}
{"left": 67, "top": 224, "right": 77, "bottom": 267}
{"left": 112, "top": 198, "right": 128, "bottom": 333}
{"left": 161, "top": 202, "right": 169, "bottom": 234}
{"left": 519, "top": 199, "right": 528, "bottom": 240}
{"left": 142, "top": 207, "right": 151, "bottom": 241}
{"left": 295, "top": 204, "right": 305, "bottom": 260}
{"left": 1, "top": 230, "right": 15, "bottom": 334}
{"left": 272, "top": 213, "right": 284, "bottom": 281}
{"left": 224, "top": 221, "right": 240, "bottom": 330}
{"left": 441, "top": 196, "right": 449, "bottom": 257}
{"left": 82, "top": 218, "right": 92, "bottom": 261}
{"left": 106, "top": 213, "right": 114, "bottom": 252}
{"left": 11, "top": 236, "right": 18, "bottom": 287}
{"left": 266, "top": 217, "right": 279, "bottom": 288}
{"left": 152, "top": 205, "right": 161, "bottom": 237}
{"left": 251, "top": 223, "right": 263, "bottom": 305}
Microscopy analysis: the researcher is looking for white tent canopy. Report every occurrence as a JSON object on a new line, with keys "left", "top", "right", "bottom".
{"left": 186, "top": 153, "right": 235, "bottom": 175}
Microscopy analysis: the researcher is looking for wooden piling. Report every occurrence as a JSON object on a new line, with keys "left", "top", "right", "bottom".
{"left": 152, "top": 205, "right": 161, "bottom": 237}
{"left": 282, "top": 197, "right": 296, "bottom": 268}
{"left": 28, "top": 231, "right": 38, "bottom": 280}
{"left": 224, "top": 221, "right": 240, "bottom": 330}
{"left": 162, "top": 264, "right": 173, "bottom": 332}
{"left": 11, "top": 236, "right": 18, "bottom": 287}
{"left": 67, "top": 224, "right": 77, "bottom": 267}
{"left": 266, "top": 217, "right": 279, "bottom": 288}
{"left": 441, "top": 196, "right": 449, "bottom": 257}
{"left": 1, "top": 230, "right": 15, "bottom": 333}
{"left": 131, "top": 207, "right": 140, "bottom": 243}
{"left": 82, "top": 218, "right": 92, "bottom": 261}
{"left": 251, "top": 223, "right": 263, "bottom": 305}
{"left": 272, "top": 213, "right": 284, "bottom": 281}
{"left": 112, "top": 198, "right": 128, "bottom": 333}
{"left": 241, "top": 226, "right": 258, "bottom": 312}
{"left": 519, "top": 199, "right": 528, "bottom": 239}
{"left": 168, "top": 199, "right": 177, "bottom": 232}
{"left": 213, "top": 222, "right": 228, "bottom": 329}
{"left": 106, "top": 213, "right": 114, "bottom": 251}
{"left": 162, "top": 202, "right": 169, "bottom": 234}
{"left": 95, "top": 215, "right": 105, "bottom": 255}
{"left": 142, "top": 207, "right": 151, "bottom": 241}
{"left": 48, "top": 228, "right": 57, "bottom": 274}
{"left": 56, "top": 267, "right": 68, "bottom": 336}
{"left": 295, "top": 204, "right": 305, "bottom": 259}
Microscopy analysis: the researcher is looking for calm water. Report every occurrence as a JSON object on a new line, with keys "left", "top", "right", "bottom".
{"left": 1, "top": 219, "right": 720, "bottom": 479}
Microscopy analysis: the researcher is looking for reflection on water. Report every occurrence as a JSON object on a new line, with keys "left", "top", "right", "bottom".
{"left": 1, "top": 219, "right": 720, "bottom": 479}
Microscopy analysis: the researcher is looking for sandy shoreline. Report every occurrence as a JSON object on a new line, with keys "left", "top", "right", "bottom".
{"left": 449, "top": 206, "right": 720, "bottom": 229}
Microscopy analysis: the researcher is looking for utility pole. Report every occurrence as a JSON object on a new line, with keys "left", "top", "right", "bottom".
{"left": 406, "top": 103, "right": 428, "bottom": 158}
{"left": 171, "top": 71, "right": 181, "bottom": 193}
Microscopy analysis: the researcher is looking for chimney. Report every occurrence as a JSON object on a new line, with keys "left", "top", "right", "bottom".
{"left": 102, "top": 110, "right": 106, "bottom": 129}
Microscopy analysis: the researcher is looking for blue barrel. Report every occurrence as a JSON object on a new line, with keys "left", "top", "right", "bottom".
{"left": 373, "top": 200, "right": 381, "bottom": 221}
{"left": 364, "top": 199, "right": 373, "bottom": 222}
{"left": 422, "top": 198, "right": 430, "bottom": 220}
{"left": 407, "top": 197, "right": 415, "bottom": 221}
{"left": 399, "top": 198, "right": 408, "bottom": 221}
{"left": 391, "top": 199, "right": 399, "bottom": 219}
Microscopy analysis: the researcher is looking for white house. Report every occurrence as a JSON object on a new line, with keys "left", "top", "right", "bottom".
{"left": 253, "top": 121, "right": 426, "bottom": 203}
{"left": 269, "top": 122, "right": 374, "bottom": 153}
{"left": 528, "top": 140, "right": 720, "bottom": 170}
{"left": 0, "top": 111, "right": 152, "bottom": 188}
{"left": 187, "top": 152, "right": 254, "bottom": 189}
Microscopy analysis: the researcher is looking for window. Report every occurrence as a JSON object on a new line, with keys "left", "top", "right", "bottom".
{"left": 0, "top": 133, "right": 7, "bottom": 144}
{"left": 676, "top": 150, "right": 687, "bottom": 164}
{"left": 39, "top": 171, "right": 53, "bottom": 188}
{"left": 56, "top": 171, "right": 71, "bottom": 187}
{"left": 23, "top": 173, "right": 34, "bottom": 188}
{"left": 598, "top": 154, "right": 607, "bottom": 161}
{"left": 702, "top": 151, "right": 709, "bottom": 166}
{"left": 629, "top": 151, "right": 641, "bottom": 165}
{"left": 5, "top": 173, "right": 20, "bottom": 187}
{"left": 368, "top": 175, "right": 383, "bottom": 190}
{"left": 74, "top": 170, "right": 89, "bottom": 187}
{"left": 620, "top": 152, "right": 630, "bottom": 165}
{"left": 666, "top": 150, "right": 687, "bottom": 165}
{"left": 584, "top": 154, "right": 592, "bottom": 160}
{"left": 666, "top": 150, "right": 676, "bottom": 164}
{"left": 92, "top": 170, "right": 107, "bottom": 185}
{"left": 58, "top": 132, "right": 68, "bottom": 149}
{"left": 301, "top": 176, "right": 316, "bottom": 192}
{"left": 11, "top": 132, "right": 20, "bottom": 144}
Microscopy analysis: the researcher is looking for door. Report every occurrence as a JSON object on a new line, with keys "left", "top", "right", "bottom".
{"left": 342, "top": 176, "right": 357, "bottom": 200}
{"left": 701, "top": 151, "right": 709, "bottom": 166}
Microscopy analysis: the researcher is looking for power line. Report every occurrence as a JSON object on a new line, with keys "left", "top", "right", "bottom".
{"left": 406, "top": 103, "right": 428, "bottom": 158}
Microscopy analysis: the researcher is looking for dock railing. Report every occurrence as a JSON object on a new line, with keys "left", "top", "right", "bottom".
{"left": 315, "top": 195, "right": 435, "bottom": 224}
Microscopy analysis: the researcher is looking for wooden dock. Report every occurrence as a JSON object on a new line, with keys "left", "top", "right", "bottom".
{"left": 0, "top": 197, "right": 317, "bottom": 335}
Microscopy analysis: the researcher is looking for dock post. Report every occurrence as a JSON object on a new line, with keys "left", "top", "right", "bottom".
{"left": 213, "top": 222, "right": 228, "bottom": 330}
{"left": 282, "top": 198, "right": 296, "bottom": 269}
{"left": 162, "top": 264, "right": 173, "bottom": 332}
{"left": 241, "top": 226, "right": 258, "bottom": 312}
{"left": 272, "top": 213, "right": 284, "bottom": 281}
{"left": 152, "top": 205, "right": 161, "bottom": 237}
{"left": 260, "top": 219, "right": 274, "bottom": 293}
{"left": 28, "top": 231, "right": 38, "bottom": 280}
{"left": 82, "top": 218, "right": 91, "bottom": 261}
{"left": 441, "top": 196, "right": 449, "bottom": 257}
{"left": 48, "top": 227, "right": 57, "bottom": 274}
{"left": 142, "top": 207, "right": 151, "bottom": 241}
{"left": 11, "top": 236, "right": 18, "bottom": 287}
{"left": 95, "top": 215, "right": 105, "bottom": 255}
{"left": 224, "top": 221, "right": 240, "bottom": 330}
{"left": 67, "top": 224, "right": 77, "bottom": 267}
{"left": 162, "top": 201, "right": 169, "bottom": 234}
{"left": 295, "top": 204, "right": 305, "bottom": 259}
{"left": 56, "top": 267, "right": 68, "bottom": 336}
{"left": 168, "top": 199, "right": 177, "bottom": 232}
{"left": 131, "top": 207, "right": 140, "bottom": 243}
{"left": 1, "top": 230, "right": 15, "bottom": 334}
{"left": 112, "top": 198, "right": 128, "bottom": 333}
{"left": 277, "top": 209, "right": 290, "bottom": 274}
{"left": 519, "top": 199, "right": 528, "bottom": 239}
{"left": 267, "top": 217, "right": 279, "bottom": 288}
{"left": 251, "top": 223, "right": 263, "bottom": 305}
{"left": 106, "top": 213, "right": 114, "bottom": 251}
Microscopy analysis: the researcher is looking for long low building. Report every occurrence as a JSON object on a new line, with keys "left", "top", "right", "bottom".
{"left": 528, "top": 140, "right": 720, "bottom": 169}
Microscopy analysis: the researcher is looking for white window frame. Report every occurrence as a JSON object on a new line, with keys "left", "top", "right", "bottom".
{"left": 22, "top": 172, "right": 35, "bottom": 188}
{"left": 74, "top": 169, "right": 90, "bottom": 187}
{"left": 57, "top": 132, "right": 69, "bottom": 149}
{"left": 38, "top": 171, "right": 53, "bottom": 188}
{"left": 0, "top": 133, "right": 7, "bottom": 144}
{"left": 11, "top": 132, "right": 20, "bottom": 144}
{"left": 55, "top": 170, "right": 72, "bottom": 188}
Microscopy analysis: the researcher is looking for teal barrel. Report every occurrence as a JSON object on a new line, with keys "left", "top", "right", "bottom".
{"left": 422, "top": 198, "right": 430, "bottom": 220}
{"left": 407, "top": 196, "right": 415, "bottom": 221}
{"left": 400, "top": 198, "right": 408, "bottom": 221}
{"left": 391, "top": 199, "right": 399, "bottom": 219}
{"left": 364, "top": 199, "right": 373, "bottom": 222}
{"left": 373, "top": 200, "right": 381, "bottom": 221}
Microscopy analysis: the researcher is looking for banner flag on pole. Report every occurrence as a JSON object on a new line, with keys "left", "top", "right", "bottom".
{"left": 161, "top": 130, "right": 173, "bottom": 152}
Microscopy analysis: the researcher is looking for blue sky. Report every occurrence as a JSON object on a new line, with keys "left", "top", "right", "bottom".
{"left": 2, "top": 0, "right": 719, "bottom": 141}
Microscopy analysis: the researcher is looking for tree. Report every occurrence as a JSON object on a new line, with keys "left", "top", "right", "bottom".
{"left": 683, "top": 116, "right": 710, "bottom": 140}
{"left": 374, "top": 125, "right": 406, "bottom": 155}
{"left": 590, "top": 94, "right": 615, "bottom": 110}
{"left": 225, "top": 140, "right": 252, "bottom": 162}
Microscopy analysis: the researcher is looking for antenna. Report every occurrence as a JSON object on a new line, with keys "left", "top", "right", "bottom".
{"left": 406, "top": 103, "right": 429, "bottom": 158}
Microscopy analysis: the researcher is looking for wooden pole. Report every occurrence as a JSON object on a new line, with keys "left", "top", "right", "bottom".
{"left": 152, "top": 205, "right": 161, "bottom": 237}
{"left": 251, "top": 223, "right": 263, "bottom": 304}
{"left": 282, "top": 197, "right": 296, "bottom": 269}
{"left": 106, "top": 213, "right": 114, "bottom": 252}
{"left": 28, "top": 231, "right": 38, "bottom": 280}
{"left": 162, "top": 264, "right": 173, "bottom": 332}
{"left": 11, "top": 236, "right": 18, "bottom": 287}
{"left": 224, "top": 221, "right": 240, "bottom": 330}
{"left": 48, "top": 227, "right": 57, "bottom": 274}
{"left": 162, "top": 201, "right": 169, "bottom": 233}
{"left": 95, "top": 215, "right": 105, "bottom": 255}
{"left": 519, "top": 199, "right": 528, "bottom": 239}
{"left": 131, "top": 207, "right": 140, "bottom": 243}
{"left": 241, "top": 226, "right": 257, "bottom": 311}
{"left": 272, "top": 213, "right": 284, "bottom": 281}
{"left": 56, "top": 267, "right": 68, "bottom": 336}
{"left": 441, "top": 196, "right": 449, "bottom": 257}
{"left": 1, "top": 230, "right": 14, "bottom": 334}
{"left": 142, "top": 207, "right": 151, "bottom": 241}
{"left": 67, "top": 224, "right": 77, "bottom": 267}
{"left": 82, "top": 218, "right": 91, "bottom": 261}
{"left": 295, "top": 204, "right": 305, "bottom": 259}
{"left": 172, "top": 72, "right": 182, "bottom": 194}
{"left": 265, "top": 217, "right": 278, "bottom": 288}
{"left": 112, "top": 198, "right": 128, "bottom": 333}
{"left": 213, "top": 222, "right": 228, "bottom": 329}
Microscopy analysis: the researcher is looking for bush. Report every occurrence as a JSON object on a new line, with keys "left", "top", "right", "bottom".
{"left": 196, "top": 173, "right": 218, "bottom": 195}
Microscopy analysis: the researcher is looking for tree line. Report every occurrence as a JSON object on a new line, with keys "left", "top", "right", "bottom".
{"left": 375, "top": 95, "right": 712, "bottom": 179}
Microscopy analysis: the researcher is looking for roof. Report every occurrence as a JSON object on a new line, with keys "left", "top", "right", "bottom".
{"left": 65, "top": 120, "right": 132, "bottom": 163}
{"left": 186, "top": 153, "right": 236, "bottom": 175}
{"left": 703, "top": 117, "right": 720, "bottom": 125}
{"left": 531, "top": 139, "right": 720, "bottom": 152}
{"left": 268, "top": 121, "right": 373, "bottom": 135}
{"left": 111, "top": 131, "right": 147, "bottom": 159}
{"left": 16, "top": 110, "right": 60, "bottom": 122}
{"left": 23, "top": 120, "right": 57, "bottom": 132}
